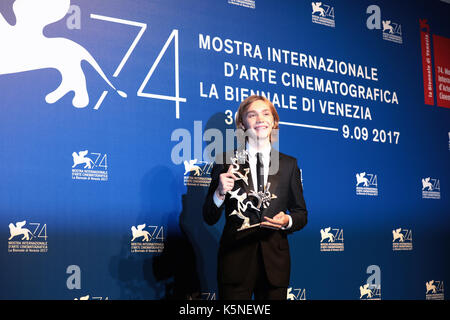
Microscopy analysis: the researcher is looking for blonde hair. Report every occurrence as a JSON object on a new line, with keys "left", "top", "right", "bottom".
{"left": 234, "top": 95, "right": 279, "bottom": 141}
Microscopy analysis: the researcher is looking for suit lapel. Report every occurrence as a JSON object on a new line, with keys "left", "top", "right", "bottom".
{"left": 261, "top": 149, "right": 282, "bottom": 218}
{"left": 266, "top": 149, "right": 281, "bottom": 197}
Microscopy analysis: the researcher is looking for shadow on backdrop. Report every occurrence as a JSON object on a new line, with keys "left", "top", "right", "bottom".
{"left": 153, "top": 112, "right": 230, "bottom": 299}
{"left": 109, "top": 113, "right": 230, "bottom": 299}
{"left": 108, "top": 166, "right": 179, "bottom": 299}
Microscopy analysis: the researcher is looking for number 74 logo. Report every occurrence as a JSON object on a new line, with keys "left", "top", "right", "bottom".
{"left": 90, "top": 14, "right": 186, "bottom": 118}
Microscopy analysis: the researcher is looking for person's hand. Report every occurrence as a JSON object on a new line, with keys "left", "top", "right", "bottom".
{"left": 215, "top": 165, "right": 237, "bottom": 200}
{"left": 261, "top": 211, "right": 289, "bottom": 229}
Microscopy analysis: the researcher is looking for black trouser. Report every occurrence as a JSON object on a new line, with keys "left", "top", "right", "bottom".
{"left": 218, "top": 243, "right": 287, "bottom": 300}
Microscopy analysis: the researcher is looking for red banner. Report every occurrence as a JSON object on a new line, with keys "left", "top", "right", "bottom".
{"left": 420, "top": 19, "right": 434, "bottom": 106}
{"left": 432, "top": 34, "right": 450, "bottom": 108}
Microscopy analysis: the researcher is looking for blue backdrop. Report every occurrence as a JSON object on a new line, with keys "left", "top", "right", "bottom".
{"left": 0, "top": 0, "right": 449, "bottom": 300}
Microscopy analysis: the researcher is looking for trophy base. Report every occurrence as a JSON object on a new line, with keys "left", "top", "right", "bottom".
{"left": 236, "top": 223, "right": 261, "bottom": 232}
{"left": 236, "top": 222, "right": 282, "bottom": 232}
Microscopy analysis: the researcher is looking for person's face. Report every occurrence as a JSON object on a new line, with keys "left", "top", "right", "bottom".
{"left": 241, "top": 100, "right": 274, "bottom": 142}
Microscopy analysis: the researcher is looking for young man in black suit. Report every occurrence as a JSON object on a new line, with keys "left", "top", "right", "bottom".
{"left": 203, "top": 95, "right": 308, "bottom": 300}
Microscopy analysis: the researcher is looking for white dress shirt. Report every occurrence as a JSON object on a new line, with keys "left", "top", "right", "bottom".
{"left": 213, "top": 143, "right": 292, "bottom": 229}
{"left": 247, "top": 142, "right": 271, "bottom": 194}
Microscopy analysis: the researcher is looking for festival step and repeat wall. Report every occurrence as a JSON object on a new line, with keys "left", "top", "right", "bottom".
{"left": 0, "top": 0, "right": 449, "bottom": 300}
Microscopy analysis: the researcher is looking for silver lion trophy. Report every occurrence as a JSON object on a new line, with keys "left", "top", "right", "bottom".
{"left": 227, "top": 150, "right": 277, "bottom": 231}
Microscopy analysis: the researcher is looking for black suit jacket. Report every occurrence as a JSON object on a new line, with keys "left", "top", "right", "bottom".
{"left": 203, "top": 149, "right": 307, "bottom": 287}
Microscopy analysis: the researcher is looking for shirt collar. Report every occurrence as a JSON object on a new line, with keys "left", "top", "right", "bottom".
{"left": 246, "top": 142, "right": 271, "bottom": 160}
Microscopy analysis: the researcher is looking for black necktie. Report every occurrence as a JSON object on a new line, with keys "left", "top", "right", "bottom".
{"left": 256, "top": 152, "right": 264, "bottom": 192}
